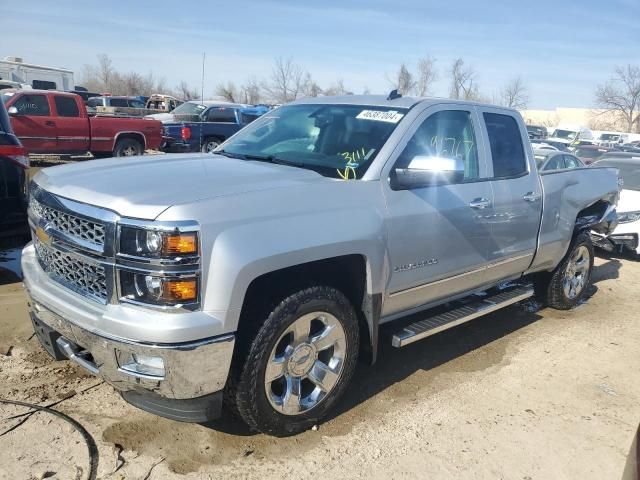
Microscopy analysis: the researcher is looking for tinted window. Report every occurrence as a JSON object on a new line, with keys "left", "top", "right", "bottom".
{"left": 484, "top": 113, "right": 527, "bottom": 178}
{"left": 544, "top": 155, "right": 564, "bottom": 171}
{"left": 110, "top": 98, "right": 129, "bottom": 107}
{"left": 32, "top": 79, "right": 57, "bottom": 90}
{"left": 563, "top": 155, "right": 581, "bottom": 169}
{"left": 206, "top": 108, "right": 237, "bottom": 123}
{"left": 129, "top": 100, "right": 145, "bottom": 108}
{"left": 396, "top": 110, "right": 479, "bottom": 181}
{"left": 86, "top": 97, "right": 103, "bottom": 108}
{"left": 54, "top": 96, "right": 79, "bottom": 117}
{"left": 12, "top": 94, "right": 50, "bottom": 116}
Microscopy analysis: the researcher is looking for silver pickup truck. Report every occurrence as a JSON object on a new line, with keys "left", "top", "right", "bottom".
{"left": 22, "top": 94, "right": 619, "bottom": 436}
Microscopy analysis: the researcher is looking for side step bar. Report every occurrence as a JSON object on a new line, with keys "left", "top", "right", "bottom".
{"left": 391, "top": 285, "right": 534, "bottom": 348}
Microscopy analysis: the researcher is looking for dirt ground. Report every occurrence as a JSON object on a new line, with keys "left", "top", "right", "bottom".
{"left": 1, "top": 248, "right": 639, "bottom": 480}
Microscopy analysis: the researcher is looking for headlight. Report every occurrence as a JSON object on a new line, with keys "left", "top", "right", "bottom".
{"left": 119, "top": 271, "right": 199, "bottom": 306}
{"left": 119, "top": 226, "right": 198, "bottom": 258}
{"left": 617, "top": 211, "right": 640, "bottom": 224}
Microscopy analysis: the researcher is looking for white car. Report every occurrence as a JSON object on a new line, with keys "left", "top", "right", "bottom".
{"left": 594, "top": 156, "right": 640, "bottom": 257}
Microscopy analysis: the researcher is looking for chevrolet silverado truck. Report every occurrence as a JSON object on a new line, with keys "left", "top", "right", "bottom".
{"left": 22, "top": 94, "right": 619, "bottom": 437}
{"left": 0, "top": 89, "right": 163, "bottom": 157}
{"left": 159, "top": 102, "right": 268, "bottom": 153}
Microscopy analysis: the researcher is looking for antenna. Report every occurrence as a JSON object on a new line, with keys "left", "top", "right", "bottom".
{"left": 387, "top": 89, "right": 402, "bottom": 101}
{"left": 200, "top": 52, "right": 205, "bottom": 154}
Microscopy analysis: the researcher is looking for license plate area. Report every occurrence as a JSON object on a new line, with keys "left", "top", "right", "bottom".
{"left": 30, "top": 313, "right": 66, "bottom": 360}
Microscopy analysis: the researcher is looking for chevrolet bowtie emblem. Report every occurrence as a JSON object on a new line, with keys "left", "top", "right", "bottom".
{"left": 35, "top": 226, "right": 51, "bottom": 246}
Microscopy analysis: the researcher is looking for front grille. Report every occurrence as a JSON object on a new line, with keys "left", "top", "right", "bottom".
{"left": 30, "top": 197, "right": 105, "bottom": 246}
{"left": 34, "top": 237, "right": 108, "bottom": 302}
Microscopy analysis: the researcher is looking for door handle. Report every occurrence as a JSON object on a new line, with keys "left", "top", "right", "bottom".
{"left": 523, "top": 191, "right": 541, "bottom": 202}
{"left": 469, "top": 198, "right": 491, "bottom": 209}
{"left": 45, "top": 120, "right": 55, "bottom": 127}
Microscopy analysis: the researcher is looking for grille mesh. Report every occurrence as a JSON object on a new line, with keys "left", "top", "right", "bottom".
{"left": 34, "top": 237, "right": 108, "bottom": 302}
{"left": 30, "top": 198, "right": 105, "bottom": 246}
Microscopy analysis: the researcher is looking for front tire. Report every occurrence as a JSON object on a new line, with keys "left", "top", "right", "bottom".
{"left": 230, "top": 286, "right": 359, "bottom": 436}
{"left": 538, "top": 231, "right": 594, "bottom": 310}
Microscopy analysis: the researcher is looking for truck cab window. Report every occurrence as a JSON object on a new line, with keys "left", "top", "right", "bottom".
{"left": 110, "top": 98, "right": 129, "bottom": 107}
{"left": 207, "top": 108, "right": 237, "bottom": 123}
{"left": 395, "top": 110, "right": 479, "bottom": 181}
{"left": 13, "top": 94, "right": 50, "bottom": 116}
{"left": 484, "top": 113, "right": 527, "bottom": 178}
{"left": 54, "top": 96, "right": 80, "bottom": 117}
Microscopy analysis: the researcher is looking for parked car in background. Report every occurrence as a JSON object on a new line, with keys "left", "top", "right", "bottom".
{"left": 593, "top": 131, "right": 623, "bottom": 147}
{"left": 0, "top": 96, "right": 28, "bottom": 248}
{"left": 591, "top": 155, "right": 640, "bottom": 257}
{"left": 22, "top": 94, "right": 619, "bottom": 436}
{"left": 534, "top": 149, "right": 584, "bottom": 171}
{"left": 0, "top": 79, "right": 32, "bottom": 91}
{"left": 572, "top": 145, "right": 612, "bottom": 165}
{"left": 548, "top": 125, "right": 594, "bottom": 147}
{"left": 526, "top": 124, "right": 547, "bottom": 140}
{"left": 145, "top": 94, "right": 183, "bottom": 112}
{"left": 540, "top": 139, "right": 569, "bottom": 151}
{"left": 615, "top": 144, "right": 640, "bottom": 154}
{"left": 1, "top": 89, "right": 163, "bottom": 157}
{"left": 531, "top": 142, "right": 559, "bottom": 151}
{"left": 87, "top": 96, "right": 147, "bottom": 109}
{"left": 69, "top": 89, "right": 102, "bottom": 104}
{"left": 161, "top": 103, "right": 269, "bottom": 153}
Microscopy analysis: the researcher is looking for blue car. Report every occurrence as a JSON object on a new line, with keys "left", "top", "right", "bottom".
{"left": 158, "top": 101, "right": 269, "bottom": 153}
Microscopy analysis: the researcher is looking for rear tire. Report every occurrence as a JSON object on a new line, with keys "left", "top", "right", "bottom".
{"left": 536, "top": 231, "right": 594, "bottom": 310}
{"left": 229, "top": 286, "right": 359, "bottom": 437}
{"left": 113, "top": 138, "right": 143, "bottom": 157}
{"left": 201, "top": 137, "right": 221, "bottom": 153}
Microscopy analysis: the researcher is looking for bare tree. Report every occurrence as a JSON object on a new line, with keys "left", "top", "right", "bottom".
{"left": 241, "top": 77, "right": 262, "bottom": 104}
{"left": 301, "top": 72, "right": 323, "bottom": 97}
{"left": 262, "top": 57, "right": 306, "bottom": 103}
{"left": 595, "top": 65, "right": 640, "bottom": 132}
{"left": 389, "top": 64, "right": 416, "bottom": 95}
{"left": 324, "top": 78, "right": 352, "bottom": 96}
{"left": 215, "top": 82, "right": 239, "bottom": 102}
{"left": 175, "top": 81, "right": 200, "bottom": 100}
{"left": 449, "top": 58, "right": 479, "bottom": 100}
{"left": 499, "top": 76, "right": 529, "bottom": 109}
{"left": 416, "top": 56, "right": 437, "bottom": 96}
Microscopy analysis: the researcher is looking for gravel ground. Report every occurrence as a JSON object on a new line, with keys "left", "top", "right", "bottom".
{"left": 1, "top": 249, "right": 639, "bottom": 480}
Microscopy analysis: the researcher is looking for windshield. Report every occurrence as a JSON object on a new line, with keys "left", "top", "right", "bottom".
{"left": 552, "top": 129, "right": 577, "bottom": 139}
{"left": 598, "top": 159, "right": 640, "bottom": 191}
{"left": 218, "top": 104, "right": 407, "bottom": 179}
{"left": 171, "top": 102, "right": 207, "bottom": 116}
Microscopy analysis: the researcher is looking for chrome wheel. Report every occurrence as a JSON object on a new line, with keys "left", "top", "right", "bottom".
{"left": 265, "top": 311, "right": 346, "bottom": 415}
{"left": 122, "top": 145, "right": 138, "bottom": 156}
{"left": 203, "top": 140, "right": 219, "bottom": 153}
{"left": 563, "top": 245, "right": 590, "bottom": 299}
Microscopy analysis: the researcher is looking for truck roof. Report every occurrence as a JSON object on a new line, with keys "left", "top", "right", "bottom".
{"left": 290, "top": 94, "right": 513, "bottom": 112}
{"left": 0, "top": 88, "right": 79, "bottom": 98}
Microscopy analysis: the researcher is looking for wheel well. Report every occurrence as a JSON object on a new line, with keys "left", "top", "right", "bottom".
{"left": 202, "top": 136, "right": 224, "bottom": 145}
{"left": 238, "top": 255, "right": 372, "bottom": 360}
{"left": 575, "top": 200, "right": 611, "bottom": 232}
{"left": 114, "top": 133, "right": 145, "bottom": 150}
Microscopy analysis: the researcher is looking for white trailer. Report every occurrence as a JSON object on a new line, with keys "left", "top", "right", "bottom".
{"left": 0, "top": 56, "right": 74, "bottom": 91}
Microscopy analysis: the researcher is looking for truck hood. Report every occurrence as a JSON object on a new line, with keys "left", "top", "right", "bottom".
{"left": 618, "top": 189, "right": 640, "bottom": 213}
{"left": 33, "top": 154, "right": 328, "bottom": 219}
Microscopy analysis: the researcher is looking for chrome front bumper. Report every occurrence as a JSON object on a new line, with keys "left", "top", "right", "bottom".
{"left": 22, "top": 244, "right": 236, "bottom": 401}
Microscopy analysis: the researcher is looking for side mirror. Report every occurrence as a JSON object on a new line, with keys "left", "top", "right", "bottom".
{"left": 393, "top": 155, "right": 465, "bottom": 190}
{"left": 7, "top": 106, "right": 18, "bottom": 115}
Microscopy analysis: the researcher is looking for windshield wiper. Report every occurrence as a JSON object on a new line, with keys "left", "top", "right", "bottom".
{"left": 243, "top": 153, "right": 306, "bottom": 168}
{"left": 215, "top": 149, "right": 245, "bottom": 159}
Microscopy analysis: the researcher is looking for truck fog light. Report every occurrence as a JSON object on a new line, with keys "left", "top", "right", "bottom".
{"left": 118, "top": 351, "right": 165, "bottom": 378}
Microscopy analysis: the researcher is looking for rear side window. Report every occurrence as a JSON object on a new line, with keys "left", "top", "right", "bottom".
{"left": 563, "top": 155, "right": 582, "bottom": 169}
{"left": 129, "top": 100, "right": 145, "bottom": 108}
{"left": 544, "top": 155, "right": 564, "bottom": 171}
{"left": 110, "top": 98, "right": 129, "bottom": 107}
{"left": 12, "top": 94, "right": 50, "bottom": 116}
{"left": 54, "top": 96, "right": 80, "bottom": 117}
{"left": 206, "top": 108, "right": 237, "bottom": 123}
{"left": 484, "top": 113, "right": 527, "bottom": 178}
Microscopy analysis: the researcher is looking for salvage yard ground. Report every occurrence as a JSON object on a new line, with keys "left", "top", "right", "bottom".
{"left": 0, "top": 251, "right": 639, "bottom": 479}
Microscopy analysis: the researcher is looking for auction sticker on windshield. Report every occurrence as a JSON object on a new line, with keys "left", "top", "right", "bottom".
{"left": 356, "top": 110, "right": 404, "bottom": 123}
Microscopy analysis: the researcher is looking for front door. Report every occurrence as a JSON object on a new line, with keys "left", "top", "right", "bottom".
{"left": 382, "top": 105, "right": 494, "bottom": 317}
{"left": 7, "top": 93, "right": 57, "bottom": 153}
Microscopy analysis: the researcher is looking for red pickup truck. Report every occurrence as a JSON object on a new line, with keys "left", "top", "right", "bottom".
{"left": 0, "top": 89, "right": 163, "bottom": 157}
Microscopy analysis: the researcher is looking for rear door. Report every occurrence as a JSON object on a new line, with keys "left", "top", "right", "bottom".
{"left": 6, "top": 93, "right": 57, "bottom": 152}
{"left": 52, "top": 95, "right": 89, "bottom": 153}
{"left": 477, "top": 108, "right": 543, "bottom": 283}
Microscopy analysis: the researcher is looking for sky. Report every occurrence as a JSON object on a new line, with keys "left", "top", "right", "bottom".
{"left": 3, "top": 0, "right": 639, "bottom": 109}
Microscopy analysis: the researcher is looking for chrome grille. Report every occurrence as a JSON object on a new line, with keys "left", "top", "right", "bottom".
{"left": 30, "top": 197, "right": 105, "bottom": 246}
{"left": 34, "top": 237, "right": 108, "bottom": 302}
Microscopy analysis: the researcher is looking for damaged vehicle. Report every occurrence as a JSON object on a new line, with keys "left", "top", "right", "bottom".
{"left": 21, "top": 94, "right": 619, "bottom": 436}
{"left": 591, "top": 155, "right": 640, "bottom": 257}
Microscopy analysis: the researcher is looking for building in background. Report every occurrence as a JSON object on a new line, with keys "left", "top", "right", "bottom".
{"left": 0, "top": 56, "right": 75, "bottom": 91}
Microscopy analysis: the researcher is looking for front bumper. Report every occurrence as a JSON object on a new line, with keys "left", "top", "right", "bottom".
{"left": 22, "top": 244, "right": 236, "bottom": 421}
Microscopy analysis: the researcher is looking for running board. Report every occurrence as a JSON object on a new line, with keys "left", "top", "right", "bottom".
{"left": 391, "top": 286, "right": 534, "bottom": 348}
